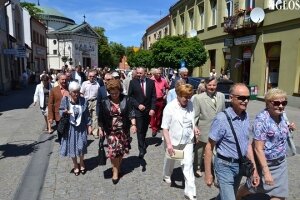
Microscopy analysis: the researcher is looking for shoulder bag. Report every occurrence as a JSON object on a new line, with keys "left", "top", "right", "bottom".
{"left": 57, "top": 96, "right": 70, "bottom": 138}
{"left": 223, "top": 111, "right": 254, "bottom": 177}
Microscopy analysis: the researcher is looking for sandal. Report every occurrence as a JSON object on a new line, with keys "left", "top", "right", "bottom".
{"left": 195, "top": 170, "right": 203, "bottom": 177}
{"left": 80, "top": 167, "right": 86, "bottom": 175}
{"left": 73, "top": 168, "right": 80, "bottom": 176}
{"left": 48, "top": 129, "right": 54, "bottom": 134}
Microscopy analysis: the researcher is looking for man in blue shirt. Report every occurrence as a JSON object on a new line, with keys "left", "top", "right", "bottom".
{"left": 204, "top": 83, "right": 259, "bottom": 200}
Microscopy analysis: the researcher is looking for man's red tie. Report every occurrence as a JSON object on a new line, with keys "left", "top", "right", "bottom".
{"left": 141, "top": 79, "right": 145, "bottom": 96}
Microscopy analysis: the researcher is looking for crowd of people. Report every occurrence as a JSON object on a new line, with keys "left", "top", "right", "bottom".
{"left": 32, "top": 65, "right": 296, "bottom": 200}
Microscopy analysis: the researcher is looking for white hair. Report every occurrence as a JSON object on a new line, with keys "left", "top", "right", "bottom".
{"left": 179, "top": 67, "right": 188, "bottom": 73}
{"left": 68, "top": 81, "right": 80, "bottom": 92}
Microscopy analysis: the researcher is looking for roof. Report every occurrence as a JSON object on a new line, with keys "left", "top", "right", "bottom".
{"left": 37, "top": 6, "right": 75, "bottom": 24}
{"left": 48, "top": 22, "right": 100, "bottom": 39}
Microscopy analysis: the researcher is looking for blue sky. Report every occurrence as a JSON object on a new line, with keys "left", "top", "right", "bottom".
{"left": 27, "top": 0, "right": 178, "bottom": 47}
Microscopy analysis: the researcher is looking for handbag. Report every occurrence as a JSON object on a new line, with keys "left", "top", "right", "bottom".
{"left": 223, "top": 111, "right": 254, "bottom": 177}
{"left": 98, "top": 136, "right": 107, "bottom": 165}
{"left": 165, "top": 149, "right": 184, "bottom": 160}
{"left": 57, "top": 96, "right": 70, "bottom": 138}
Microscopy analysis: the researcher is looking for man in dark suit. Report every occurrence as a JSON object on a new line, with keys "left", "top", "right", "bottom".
{"left": 128, "top": 67, "right": 156, "bottom": 158}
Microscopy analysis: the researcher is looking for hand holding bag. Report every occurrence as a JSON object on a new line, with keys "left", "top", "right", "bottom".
{"left": 165, "top": 149, "right": 184, "bottom": 160}
{"left": 223, "top": 111, "right": 254, "bottom": 178}
{"left": 57, "top": 96, "right": 70, "bottom": 138}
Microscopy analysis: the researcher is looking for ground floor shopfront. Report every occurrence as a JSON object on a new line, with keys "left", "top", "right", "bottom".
{"left": 193, "top": 26, "right": 300, "bottom": 97}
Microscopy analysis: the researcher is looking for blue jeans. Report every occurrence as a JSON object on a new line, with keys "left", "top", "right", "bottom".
{"left": 214, "top": 156, "right": 243, "bottom": 200}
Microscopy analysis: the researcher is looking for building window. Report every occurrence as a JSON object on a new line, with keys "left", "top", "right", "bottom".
{"left": 53, "top": 40, "right": 57, "bottom": 45}
{"left": 148, "top": 36, "right": 150, "bottom": 42}
{"left": 189, "top": 11, "right": 194, "bottom": 29}
{"left": 164, "top": 27, "right": 168, "bottom": 36}
{"left": 53, "top": 50, "right": 57, "bottom": 55}
{"left": 39, "top": 34, "right": 42, "bottom": 45}
{"left": 181, "top": 15, "right": 185, "bottom": 34}
{"left": 226, "top": 0, "right": 233, "bottom": 17}
{"left": 173, "top": 18, "right": 176, "bottom": 33}
{"left": 210, "top": 0, "right": 217, "bottom": 26}
{"left": 154, "top": 33, "right": 156, "bottom": 39}
{"left": 245, "top": 0, "right": 255, "bottom": 9}
{"left": 198, "top": 4, "right": 205, "bottom": 30}
{"left": 32, "top": 31, "right": 36, "bottom": 43}
{"left": 158, "top": 31, "right": 161, "bottom": 39}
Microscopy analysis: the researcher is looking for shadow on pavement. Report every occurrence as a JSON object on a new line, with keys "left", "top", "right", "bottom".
{"left": 146, "top": 137, "right": 162, "bottom": 147}
{"left": 0, "top": 85, "right": 35, "bottom": 112}
{"left": 0, "top": 134, "right": 55, "bottom": 160}
{"left": 84, "top": 155, "right": 99, "bottom": 172}
{"left": 102, "top": 155, "right": 147, "bottom": 179}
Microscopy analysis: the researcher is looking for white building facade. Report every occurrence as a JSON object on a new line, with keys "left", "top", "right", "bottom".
{"left": 38, "top": 6, "right": 99, "bottom": 71}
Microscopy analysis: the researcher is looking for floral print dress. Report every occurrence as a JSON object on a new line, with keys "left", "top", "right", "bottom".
{"left": 106, "top": 101, "right": 131, "bottom": 159}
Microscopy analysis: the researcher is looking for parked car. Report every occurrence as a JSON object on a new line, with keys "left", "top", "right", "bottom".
{"left": 217, "top": 79, "right": 234, "bottom": 108}
{"left": 188, "top": 77, "right": 208, "bottom": 93}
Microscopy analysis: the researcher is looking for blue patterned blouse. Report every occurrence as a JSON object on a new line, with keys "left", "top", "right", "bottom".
{"left": 253, "top": 109, "right": 289, "bottom": 160}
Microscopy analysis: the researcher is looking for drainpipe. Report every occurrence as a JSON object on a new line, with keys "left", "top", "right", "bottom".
{"left": 0, "top": 0, "right": 12, "bottom": 94}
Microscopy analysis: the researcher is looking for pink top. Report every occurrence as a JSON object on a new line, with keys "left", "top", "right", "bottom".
{"left": 151, "top": 77, "right": 169, "bottom": 99}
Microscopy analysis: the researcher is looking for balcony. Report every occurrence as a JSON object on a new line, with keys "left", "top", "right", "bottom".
{"left": 223, "top": 9, "right": 258, "bottom": 34}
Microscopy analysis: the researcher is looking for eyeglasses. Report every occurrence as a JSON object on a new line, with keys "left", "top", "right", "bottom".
{"left": 271, "top": 100, "right": 288, "bottom": 106}
{"left": 232, "top": 95, "right": 250, "bottom": 102}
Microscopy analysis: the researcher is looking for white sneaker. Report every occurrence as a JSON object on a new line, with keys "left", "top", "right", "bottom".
{"left": 163, "top": 176, "right": 171, "bottom": 184}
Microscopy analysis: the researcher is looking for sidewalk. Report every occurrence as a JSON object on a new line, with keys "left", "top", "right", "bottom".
{"left": 0, "top": 84, "right": 45, "bottom": 200}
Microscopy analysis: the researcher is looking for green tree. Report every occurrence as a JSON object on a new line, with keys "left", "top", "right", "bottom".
{"left": 20, "top": 2, "right": 43, "bottom": 19}
{"left": 109, "top": 42, "right": 126, "bottom": 69}
{"left": 127, "top": 49, "right": 153, "bottom": 69}
{"left": 150, "top": 36, "right": 207, "bottom": 72}
{"left": 93, "top": 27, "right": 113, "bottom": 68}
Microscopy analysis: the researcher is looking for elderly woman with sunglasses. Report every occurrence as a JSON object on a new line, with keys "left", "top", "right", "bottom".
{"left": 237, "top": 88, "right": 296, "bottom": 200}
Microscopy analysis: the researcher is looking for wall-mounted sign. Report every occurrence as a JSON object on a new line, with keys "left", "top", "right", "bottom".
{"left": 3, "top": 48, "right": 17, "bottom": 55}
{"left": 224, "top": 38, "right": 234, "bottom": 47}
{"left": 243, "top": 48, "right": 252, "bottom": 59}
{"left": 234, "top": 35, "right": 256, "bottom": 45}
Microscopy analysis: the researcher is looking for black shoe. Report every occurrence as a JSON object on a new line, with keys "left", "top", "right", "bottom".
{"left": 112, "top": 178, "right": 119, "bottom": 184}
{"left": 138, "top": 152, "right": 144, "bottom": 159}
{"left": 152, "top": 132, "right": 157, "bottom": 137}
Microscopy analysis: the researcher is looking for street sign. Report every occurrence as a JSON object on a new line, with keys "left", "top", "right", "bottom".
{"left": 3, "top": 48, "right": 17, "bottom": 55}
{"left": 16, "top": 46, "right": 26, "bottom": 58}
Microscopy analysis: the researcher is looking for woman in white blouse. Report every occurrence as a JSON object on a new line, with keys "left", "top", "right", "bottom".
{"left": 33, "top": 74, "right": 53, "bottom": 133}
{"left": 161, "top": 84, "right": 200, "bottom": 200}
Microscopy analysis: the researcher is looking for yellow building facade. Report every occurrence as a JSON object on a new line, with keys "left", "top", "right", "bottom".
{"left": 169, "top": 0, "right": 300, "bottom": 96}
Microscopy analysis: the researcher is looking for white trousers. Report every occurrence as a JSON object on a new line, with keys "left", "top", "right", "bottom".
{"left": 163, "top": 142, "right": 196, "bottom": 197}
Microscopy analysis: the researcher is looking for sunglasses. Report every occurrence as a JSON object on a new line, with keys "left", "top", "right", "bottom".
{"left": 271, "top": 100, "right": 288, "bottom": 106}
{"left": 232, "top": 95, "right": 250, "bottom": 102}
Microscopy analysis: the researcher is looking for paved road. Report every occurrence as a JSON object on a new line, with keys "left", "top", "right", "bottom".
{"left": 0, "top": 87, "right": 300, "bottom": 200}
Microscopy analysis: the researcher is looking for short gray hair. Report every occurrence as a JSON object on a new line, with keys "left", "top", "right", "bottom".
{"left": 68, "top": 81, "right": 80, "bottom": 92}
{"left": 179, "top": 67, "right": 188, "bottom": 73}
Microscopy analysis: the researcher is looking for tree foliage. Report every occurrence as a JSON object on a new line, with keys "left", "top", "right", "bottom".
{"left": 93, "top": 27, "right": 113, "bottom": 68}
{"left": 109, "top": 42, "right": 126, "bottom": 69}
{"left": 127, "top": 49, "right": 153, "bottom": 69}
{"left": 20, "top": 2, "right": 43, "bottom": 19}
{"left": 150, "top": 36, "right": 207, "bottom": 71}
